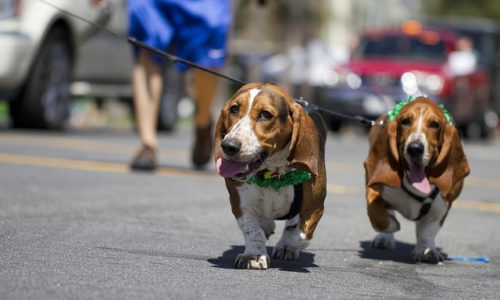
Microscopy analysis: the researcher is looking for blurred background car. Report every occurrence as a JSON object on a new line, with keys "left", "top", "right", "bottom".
{"left": 317, "top": 20, "right": 499, "bottom": 138}
{"left": 424, "top": 17, "right": 500, "bottom": 138}
{"left": 0, "top": 0, "right": 111, "bottom": 129}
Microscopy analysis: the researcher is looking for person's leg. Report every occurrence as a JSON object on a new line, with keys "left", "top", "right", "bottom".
{"left": 172, "top": 0, "right": 230, "bottom": 168}
{"left": 193, "top": 68, "right": 219, "bottom": 127}
{"left": 131, "top": 49, "right": 163, "bottom": 170}
{"left": 191, "top": 68, "right": 220, "bottom": 167}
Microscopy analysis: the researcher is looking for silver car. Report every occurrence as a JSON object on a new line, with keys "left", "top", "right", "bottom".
{"left": 0, "top": 0, "right": 110, "bottom": 129}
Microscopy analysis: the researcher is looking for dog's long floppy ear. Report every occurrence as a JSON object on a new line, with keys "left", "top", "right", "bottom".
{"left": 365, "top": 119, "right": 403, "bottom": 188}
{"left": 214, "top": 104, "right": 229, "bottom": 162}
{"left": 287, "top": 101, "right": 321, "bottom": 176}
{"left": 429, "top": 124, "right": 470, "bottom": 200}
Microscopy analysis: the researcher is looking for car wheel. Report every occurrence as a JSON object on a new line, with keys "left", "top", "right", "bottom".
{"left": 10, "top": 27, "right": 72, "bottom": 130}
{"left": 463, "top": 110, "right": 498, "bottom": 140}
{"left": 463, "top": 121, "right": 483, "bottom": 139}
{"left": 328, "top": 118, "right": 342, "bottom": 132}
{"left": 157, "top": 61, "right": 185, "bottom": 131}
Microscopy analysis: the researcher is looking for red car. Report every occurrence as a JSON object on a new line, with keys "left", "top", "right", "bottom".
{"left": 318, "top": 21, "right": 497, "bottom": 138}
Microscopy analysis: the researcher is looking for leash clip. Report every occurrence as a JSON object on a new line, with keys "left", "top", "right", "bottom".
{"left": 294, "top": 97, "right": 310, "bottom": 107}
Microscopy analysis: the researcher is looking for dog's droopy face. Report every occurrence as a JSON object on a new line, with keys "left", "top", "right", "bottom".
{"left": 215, "top": 83, "right": 295, "bottom": 181}
{"left": 393, "top": 98, "right": 448, "bottom": 194}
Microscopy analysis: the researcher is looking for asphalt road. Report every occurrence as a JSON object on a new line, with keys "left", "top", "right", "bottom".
{"left": 0, "top": 127, "right": 499, "bottom": 299}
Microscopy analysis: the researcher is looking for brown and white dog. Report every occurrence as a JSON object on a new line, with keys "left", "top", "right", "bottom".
{"left": 364, "top": 97, "right": 470, "bottom": 263}
{"left": 214, "top": 82, "right": 327, "bottom": 269}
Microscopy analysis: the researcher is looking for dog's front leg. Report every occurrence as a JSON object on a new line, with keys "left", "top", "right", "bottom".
{"left": 235, "top": 213, "right": 270, "bottom": 270}
{"left": 411, "top": 219, "right": 443, "bottom": 264}
{"left": 411, "top": 197, "right": 447, "bottom": 264}
{"left": 272, "top": 214, "right": 309, "bottom": 260}
{"left": 367, "top": 187, "right": 401, "bottom": 250}
{"left": 367, "top": 187, "right": 401, "bottom": 233}
{"left": 371, "top": 210, "right": 398, "bottom": 250}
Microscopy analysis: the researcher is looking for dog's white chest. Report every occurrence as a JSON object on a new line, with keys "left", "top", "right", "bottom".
{"left": 237, "top": 184, "right": 294, "bottom": 220}
{"left": 381, "top": 186, "right": 446, "bottom": 221}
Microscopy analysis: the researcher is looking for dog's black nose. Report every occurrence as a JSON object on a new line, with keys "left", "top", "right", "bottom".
{"left": 221, "top": 139, "right": 241, "bottom": 156}
{"left": 407, "top": 141, "right": 424, "bottom": 158}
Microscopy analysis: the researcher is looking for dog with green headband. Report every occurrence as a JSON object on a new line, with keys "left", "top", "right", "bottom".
{"left": 364, "top": 96, "right": 470, "bottom": 263}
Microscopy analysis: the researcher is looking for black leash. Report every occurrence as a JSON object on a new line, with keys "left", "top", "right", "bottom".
{"left": 128, "top": 38, "right": 381, "bottom": 126}
{"left": 126, "top": 37, "right": 246, "bottom": 86}
{"left": 293, "top": 97, "right": 383, "bottom": 126}
{"left": 39, "top": 0, "right": 381, "bottom": 126}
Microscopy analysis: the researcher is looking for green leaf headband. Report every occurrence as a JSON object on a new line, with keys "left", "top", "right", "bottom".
{"left": 388, "top": 97, "right": 454, "bottom": 126}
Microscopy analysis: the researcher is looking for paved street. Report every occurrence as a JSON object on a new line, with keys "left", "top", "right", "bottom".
{"left": 0, "top": 127, "right": 499, "bottom": 299}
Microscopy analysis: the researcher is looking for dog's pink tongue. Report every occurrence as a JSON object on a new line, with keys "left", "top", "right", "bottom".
{"left": 216, "top": 157, "right": 248, "bottom": 178}
{"left": 409, "top": 165, "right": 431, "bottom": 194}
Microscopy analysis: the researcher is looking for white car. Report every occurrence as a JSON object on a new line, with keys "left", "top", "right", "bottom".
{"left": 0, "top": 0, "right": 110, "bottom": 129}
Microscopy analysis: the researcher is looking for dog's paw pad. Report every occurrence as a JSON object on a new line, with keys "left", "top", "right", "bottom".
{"left": 411, "top": 247, "right": 443, "bottom": 264}
{"left": 272, "top": 245, "right": 300, "bottom": 261}
{"left": 234, "top": 253, "right": 270, "bottom": 270}
{"left": 371, "top": 232, "right": 396, "bottom": 250}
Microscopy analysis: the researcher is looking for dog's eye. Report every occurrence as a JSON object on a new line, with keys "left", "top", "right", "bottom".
{"left": 229, "top": 105, "right": 239, "bottom": 115}
{"left": 258, "top": 110, "right": 273, "bottom": 121}
{"left": 429, "top": 121, "right": 440, "bottom": 129}
{"left": 401, "top": 118, "right": 411, "bottom": 126}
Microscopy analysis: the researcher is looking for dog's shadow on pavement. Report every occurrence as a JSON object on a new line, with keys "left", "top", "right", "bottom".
{"left": 358, "top": 240, "right": 447, "bottom": 264}
{"left": 208, "top": 245, "right": 318, "bottom": 272}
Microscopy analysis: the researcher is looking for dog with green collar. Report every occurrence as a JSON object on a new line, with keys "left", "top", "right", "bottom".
{"left": 215, "top": 82, "right": 327, "bottom": 270}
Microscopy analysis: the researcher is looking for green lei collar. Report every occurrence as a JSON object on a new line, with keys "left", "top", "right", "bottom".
{"left": 247, "top": 169, "right": 312, "bottom": 191}
{"left": 388, "top": 97, "right": 454, "bottom": 126}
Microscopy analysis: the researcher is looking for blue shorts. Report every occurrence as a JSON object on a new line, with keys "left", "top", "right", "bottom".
{"left": 128, "top": 0, "right": 231, "bottom": 70}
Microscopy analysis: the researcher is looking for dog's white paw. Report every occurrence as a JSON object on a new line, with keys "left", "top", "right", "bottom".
{"left": 371, "top": 232, "right": 396, "bottom": 250}
{"left": 411, "top": 246, "right": 443, "bottom": 264}
{"left": 272, "top": 243, "right": 300, "bottom": 261}
{"left": 234, "top": 253, "right": 270, "bottom": 270}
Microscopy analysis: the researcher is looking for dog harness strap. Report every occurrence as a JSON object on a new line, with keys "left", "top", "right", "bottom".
{"left": 276, "top": 183, "right": 303, "bottom": 220}
{"left": 401, "top": 174, "right": 440, "bottom": 220}
{"left": 414, "top": 201, "right": 432, "bottom": 221}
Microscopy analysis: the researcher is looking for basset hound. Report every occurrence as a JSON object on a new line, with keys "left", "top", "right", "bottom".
{"left": 215, "top": 82, "right": 327, "bottom": 270}
{"left": 364, "top": 96, "right": 470, "bottom": 263}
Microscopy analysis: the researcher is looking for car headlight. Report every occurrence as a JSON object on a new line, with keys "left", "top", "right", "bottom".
{"left": 324, "top": 69, "right": 362, "bottom": 89}
{"left": 323, "top": 70, "right": 340, "bottom": 86}
{"left": 346, "top": 72, "right": 362, "bottom": 89}
{"left": 401, "top": 72, "right": 419, "bottom": 95}
{"left": 401, "top": 71, "right": 444, "bottom": 96}
{"left": 424, "top": 74, "right": 444, "bottom": 94}
{"left": 363, "top": 95, "right": 395, "bottom": 115}
{"left": 0, "top": 0, "right": 20, "bottom": 19}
